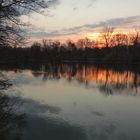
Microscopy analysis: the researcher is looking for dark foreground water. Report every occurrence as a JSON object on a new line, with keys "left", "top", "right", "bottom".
{"left": 1, "top": 64, "right": 140, "bottom": 140}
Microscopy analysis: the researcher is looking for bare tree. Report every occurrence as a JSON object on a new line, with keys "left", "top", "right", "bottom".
{"left": 100, "top": 26, "right": 114, "bottom": 48}
{"left": 76, "top": 38, "right": 95, "bottom": 50}
{"left": 0, "top": 0, "right": 59, "bottom": 47}
{"left": 129, "top": 26, "right": 140, "bottom": 46}
{"left": 112, "top": 33, "right": 129, "bottom": 47}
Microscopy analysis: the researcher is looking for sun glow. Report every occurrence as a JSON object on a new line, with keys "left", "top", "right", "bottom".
{"left": 87, "top": 32, "right": 100, "bottom": 40}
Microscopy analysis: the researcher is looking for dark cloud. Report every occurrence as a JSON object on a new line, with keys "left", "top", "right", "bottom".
{"left": 47, "top": 0, "right": 60, "bottom": 7}
{"left": 28, "top": 15, "right": 140, "bottom": 37}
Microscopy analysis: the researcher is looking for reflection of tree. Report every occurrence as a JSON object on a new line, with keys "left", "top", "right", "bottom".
{"left": 32, "top": 72, "right": 43, "bottom": 78}
{"left": 98, "top": 69, "right": 113, "bottom": 95}
{"left": 0, "top": 83, "right": 25, "bottom": 140}
{"left": 1, "top": 64, "right": 140, "bottom": 96}
{"left": 132, "top": 72, "right": 138, "bottom": 94}
{"left": 0, "top": 72, "right": 12, "bottom": 90}
{"left": 32, "top": 64, "right": 140, "bottom": 95}
{"left": 99, "top": 85, "right": 113, "bottom": 96}
{"left": 0, "top": 80, "right": 11, "bottom": 90}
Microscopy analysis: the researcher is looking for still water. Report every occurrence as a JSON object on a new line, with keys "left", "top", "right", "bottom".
{"left": 1, "top": 64, "right": 140, "bottom": 140}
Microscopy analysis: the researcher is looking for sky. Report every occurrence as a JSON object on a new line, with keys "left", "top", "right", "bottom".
{"left": 21, "top": 0, "right": 140, "bottom": 42}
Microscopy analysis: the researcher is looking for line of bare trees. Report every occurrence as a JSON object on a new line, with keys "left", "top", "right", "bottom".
{"left": 1, "top": 26, "right": 139, "bottom": 64}
{"left": 100, "top": 26, "right": 140, "bottom": 48}
{"left": 0, "top": 28, "right": 140, "bottom": 64}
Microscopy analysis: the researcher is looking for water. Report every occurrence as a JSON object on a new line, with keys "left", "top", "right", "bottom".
{"left": 1, "top": 64, "right": 140, "bottom": 140}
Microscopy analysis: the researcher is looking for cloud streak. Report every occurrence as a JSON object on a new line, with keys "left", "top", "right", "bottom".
{"left": 28, "top": 15, "right": 140, "bottom": 37}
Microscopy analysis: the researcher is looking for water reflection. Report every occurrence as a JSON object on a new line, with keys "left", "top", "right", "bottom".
{"left": 0, "top": 92, "right": 25, "bottom": 140}
{"left": 0, "top": 87, "right": 87, "bottom": 140}
{"left": 29, "top": 64, "right": 140, "bottom": 95}
{"left": 1, "top": 64, "right": 140, "bottom": 140}
{"left": 15, "top": 97, "right": 87, "bottom": 140}
{"left": 22, "top": 115, "right": 86, "bottom": 140}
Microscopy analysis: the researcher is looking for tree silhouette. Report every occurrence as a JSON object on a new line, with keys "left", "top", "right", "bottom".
{"left": 0, "top": 0, "right": 58, "bottom": 47}
{"left": 100, "top": 26, "right": 114, "bottom": 48}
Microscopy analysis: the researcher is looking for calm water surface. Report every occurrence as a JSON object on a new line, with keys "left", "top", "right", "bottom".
{"left": 1, "top": 64, "right": 140, "bottom": 140}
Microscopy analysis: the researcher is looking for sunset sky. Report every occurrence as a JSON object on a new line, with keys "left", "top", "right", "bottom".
{"left": 21, "top": 0, "right": 140, "bottom": 42}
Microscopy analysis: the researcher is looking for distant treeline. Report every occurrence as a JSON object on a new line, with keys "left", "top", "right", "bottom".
{"left": 0, "top": 29, "right": 140, "bottom": 64}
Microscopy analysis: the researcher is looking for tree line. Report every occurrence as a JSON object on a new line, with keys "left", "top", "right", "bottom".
{"left": 0, "top": 26, "right": 140, "bottom": 64}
